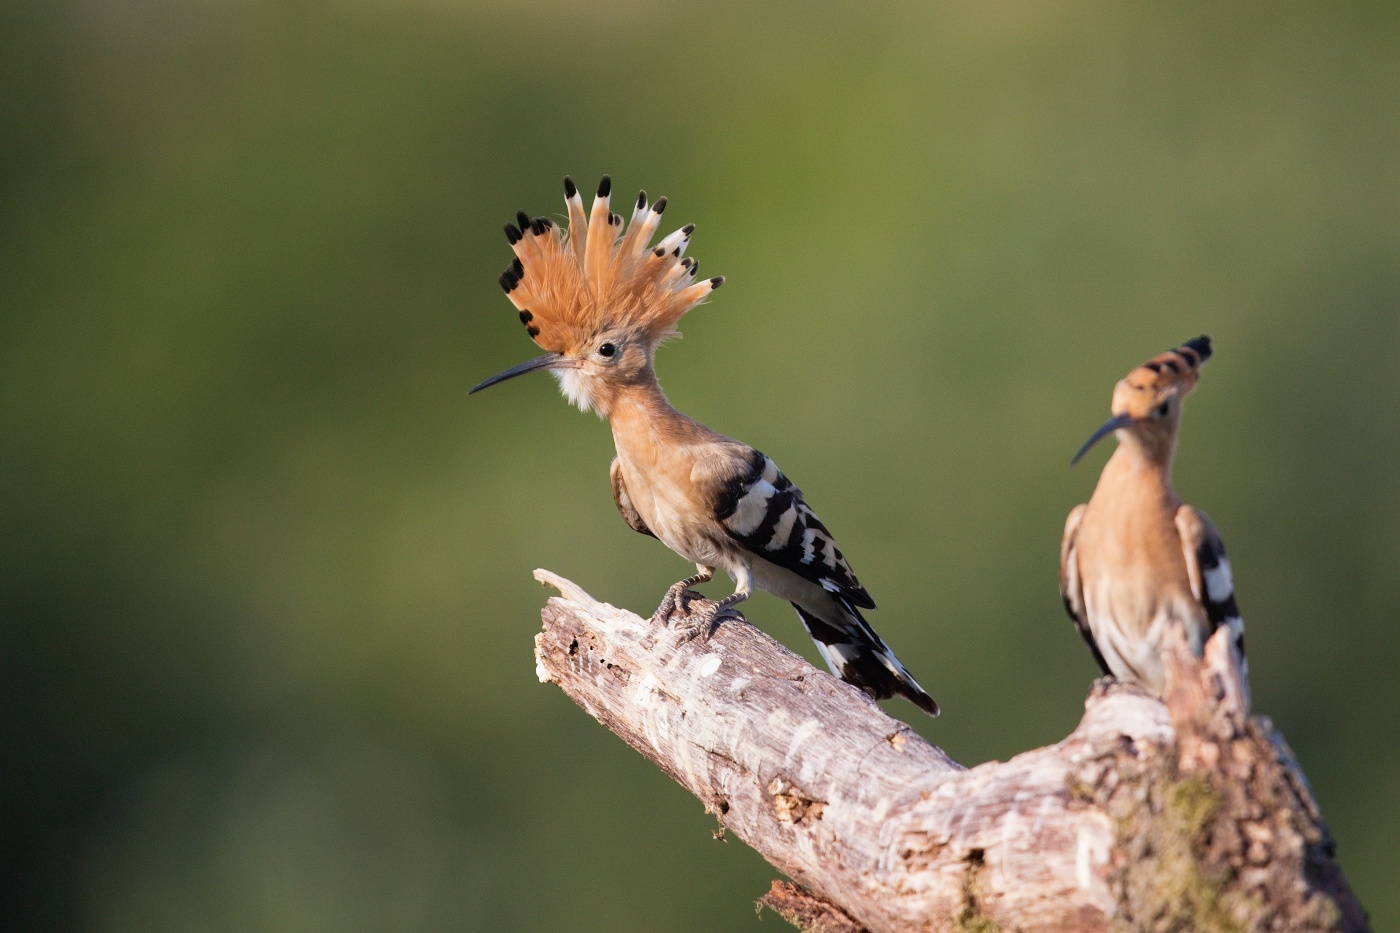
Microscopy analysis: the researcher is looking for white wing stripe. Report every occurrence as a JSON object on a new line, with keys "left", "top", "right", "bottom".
{"left": 764, "top": 504, "right": 799, "bottom": 551}
{"left": 1204, "top": 560, "right": 1234, "bottom": 603}
{"left": 726, "top": 481, "right": 777, "bottom": 536}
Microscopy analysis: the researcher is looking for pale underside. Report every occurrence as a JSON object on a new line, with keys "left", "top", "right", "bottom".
{"left": 1062, "top": 477, "right": 1245, "bottom": 696}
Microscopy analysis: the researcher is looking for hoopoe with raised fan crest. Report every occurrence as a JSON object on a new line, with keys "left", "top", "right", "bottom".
{"left": 1060, "top": 335, "right": 1247, "bottom": 700}
{"left": 471, "top": 176, "right": 938, "bottom": 715}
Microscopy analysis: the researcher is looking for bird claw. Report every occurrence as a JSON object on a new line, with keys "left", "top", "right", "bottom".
{"left": 673, "top": 606, "right": 718, "bottom": 644}
{"left": 651, "top": 585, "right": 700, "bottom": 625}
{"left": 650, "top": 571, "right": 744, "bottom": 642}
{"left": 672, "top": 600, "right": 744, "bottom": 645}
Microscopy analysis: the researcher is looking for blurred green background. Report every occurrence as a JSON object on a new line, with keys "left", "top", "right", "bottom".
{"left": 2, "top": 1, "right": 1396, "bottom": 929}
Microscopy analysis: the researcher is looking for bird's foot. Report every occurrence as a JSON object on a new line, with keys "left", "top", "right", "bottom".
{"left": 651, "top": 572, "right": 713, "bottom": 624}
{"left": 671, "top": 594, "right": 747, "bottom": 645}
{"left": 651, "top": 584, "right": 690, "bottom": 624}
{"left": 672, "top": 603, "right": 719, "bottom": 644}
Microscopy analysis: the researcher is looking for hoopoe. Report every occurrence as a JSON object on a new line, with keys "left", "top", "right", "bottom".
{"left": 1059, "top": 335, "right": 1246, "bottom": 698}
{"left": 471, "top": 176, "right": 938, "bottom": 715}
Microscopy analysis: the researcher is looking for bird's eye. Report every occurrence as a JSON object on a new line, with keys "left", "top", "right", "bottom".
{"left": 1155, "top": 401, "right": 1170, "bottom": 418}
{"left": 598, "top": 342, "right": 617, "bottom": 358}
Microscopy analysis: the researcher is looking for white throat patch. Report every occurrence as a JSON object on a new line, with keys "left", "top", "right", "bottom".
{"left": 552, "top": 368, "right": 596, "bottom": 413}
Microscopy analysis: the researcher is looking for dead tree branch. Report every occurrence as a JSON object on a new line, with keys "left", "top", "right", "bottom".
{"left": 531, "top": 569, "right": 1368, "bottom": 933}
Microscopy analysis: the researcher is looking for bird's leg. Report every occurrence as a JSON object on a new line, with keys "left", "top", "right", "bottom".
{"left": 674, "top": 566, "right": 752, "bottom": 643}
{"left": 652, "top": 565, "right": 715, "bottom": 623}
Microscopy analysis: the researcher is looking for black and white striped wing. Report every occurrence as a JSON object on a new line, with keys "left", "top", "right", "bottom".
{"left": 1175, "top": 505, "right": 1246, "bottom": 671}
{"left": 1060, "top": 503, "right": 1112, "bottom": 676}
{"left": 704, "top": 449, "right": 875, "bottom": 610}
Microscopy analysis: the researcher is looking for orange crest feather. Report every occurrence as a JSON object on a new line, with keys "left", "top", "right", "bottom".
{"left": 1123, "top": 335, "right": 1212, "bottom": 391}
{"left": 498, "top": 176, "right": 723, "bottom": 354}
{"left": 1111, "top": 335, "right": 1213, "bottom": 418}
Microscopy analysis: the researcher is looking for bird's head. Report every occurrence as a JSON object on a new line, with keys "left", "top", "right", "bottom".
{"left": 1072, "top": 335, "right": 1213, "bottom": 465}
{"left": 470, "top": 176, "right": 723, "bottom": 417}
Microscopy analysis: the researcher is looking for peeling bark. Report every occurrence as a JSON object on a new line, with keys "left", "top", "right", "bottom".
{"left": 531, "top": 570, "right": 1368, "bottom": 933}
{"left": 759, "top": 881, "right": 868, "bottom": 933}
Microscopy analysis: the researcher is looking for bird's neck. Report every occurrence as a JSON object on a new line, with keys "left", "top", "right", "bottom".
{"left": 1098, "top": 432, "right": 1178, "bottom": 505}
{"left": 604, "top": 368, "right": 708, "bottom": 458}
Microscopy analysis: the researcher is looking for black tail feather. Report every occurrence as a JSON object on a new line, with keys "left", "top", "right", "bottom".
{"left": 791, "top": 602, "right": 939, "bottom": 716}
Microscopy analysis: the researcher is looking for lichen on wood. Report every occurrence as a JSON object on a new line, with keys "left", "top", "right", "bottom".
{"left": 953, "top": 849, "right": 1003, "bottom": 933}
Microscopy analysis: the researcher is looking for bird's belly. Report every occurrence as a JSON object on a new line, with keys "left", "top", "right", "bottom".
{"left": 652, "top": 512, "right": 731, "bottom": 569}
{"left": 629, "top": 476, "right": 735, "bottom": 570}
{"left": 1083, "top": 578, "right": 1207, "bottom": 694}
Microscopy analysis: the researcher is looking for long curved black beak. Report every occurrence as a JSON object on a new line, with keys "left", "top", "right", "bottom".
{"left": 1071, "top": 413, "right": 1135, "bottom": 465}
{"left": 469, "top": 353, "right": 573, "bottom": 394}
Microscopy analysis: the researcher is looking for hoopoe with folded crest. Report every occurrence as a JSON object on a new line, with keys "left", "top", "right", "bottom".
{"left": 471, "top": 176, "right": 938, "bottom": 715}
{"left": 1060, "top": 335, "right": 1247, "bottom": 699}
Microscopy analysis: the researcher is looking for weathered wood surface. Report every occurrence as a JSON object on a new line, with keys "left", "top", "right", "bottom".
{"left": 532, "top": 570, "right": 1368, "bottom": 933}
